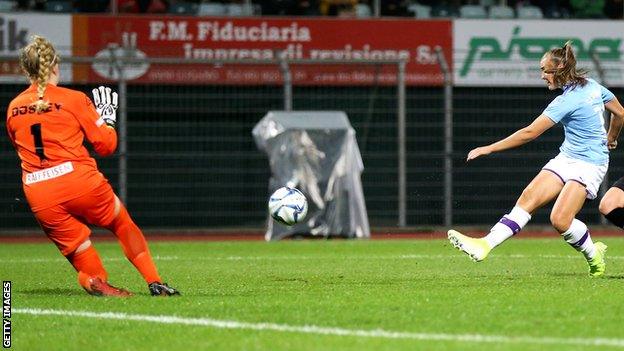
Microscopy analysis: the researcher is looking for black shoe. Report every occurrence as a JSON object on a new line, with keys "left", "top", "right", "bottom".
{"left": 148, "top": 282, "right": 180, "bottom": 296}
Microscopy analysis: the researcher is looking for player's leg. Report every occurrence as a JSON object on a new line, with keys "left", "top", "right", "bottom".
{"left": 487, "top": 169, "right": 564, "bottom": 246}
{"left": 34, "top": 205, "right": 130, "bottom": 296}
{"left": 66, "top": 239, "right": 133, "bottom": 296}
{"left": 66, "top": 239, "right": 107, "bottom": 291}
{"left": 599, "top": 177, "right": 624, "bottom": 228}
{"left": 550, "top": 181, "right": 606, "bottom": 276}
{"left": 71, "top": 183, "right": 179, "bottom": 295}
{"left": 448, "top": 170, "right": 562, "bottom": 262}
{"left": 107, "top": 198, "right": 180, "bottom": 295}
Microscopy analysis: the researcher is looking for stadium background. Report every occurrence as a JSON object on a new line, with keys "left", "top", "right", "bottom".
{"left": 0, "top": 10, "right": 622, "bottom": 232}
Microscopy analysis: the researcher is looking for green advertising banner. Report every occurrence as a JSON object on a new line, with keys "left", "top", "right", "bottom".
{"left": 454, "top": 20, "right": 623, "bottom": 87}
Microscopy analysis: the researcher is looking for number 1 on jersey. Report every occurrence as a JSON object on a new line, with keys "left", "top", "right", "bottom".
{"left": 30, "top": 123, "right": 47, "bottom": 160}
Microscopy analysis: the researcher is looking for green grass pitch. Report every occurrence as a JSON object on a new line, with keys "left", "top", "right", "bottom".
{"left": 2, "top": 237, "right": 624, "bottom": 351}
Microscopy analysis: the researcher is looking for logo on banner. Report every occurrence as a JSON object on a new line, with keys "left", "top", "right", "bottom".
{"left": 460, "top": 26, "right": 622, "bottom": 78}
{"left": 92, "top": 32, "right": 150, "bottom": 81}
{"left": 0, "top": 17, "right": 32, "bottom": 77}
{"left": 0, "top": 17, "right": 28, "bottom": 52}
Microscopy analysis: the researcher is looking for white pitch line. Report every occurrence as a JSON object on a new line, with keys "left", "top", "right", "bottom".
{"left": 13, "top": 308, "right": 624, "bottom": 348}
{"left": 3, "top": 254, "right": 624, "bottom": 264}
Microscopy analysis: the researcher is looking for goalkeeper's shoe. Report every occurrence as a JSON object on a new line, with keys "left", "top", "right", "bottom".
{"left": 588, "top": 242, "right": 607, "bottom": 277}
{"left": 86, "top": 277, "right": 132, "bottom": 297}
{"left": 447, "top": 229, "right": 491, "bottom": 262}
{"left": 149, "top": 282, "right": 180, "bottom": 296}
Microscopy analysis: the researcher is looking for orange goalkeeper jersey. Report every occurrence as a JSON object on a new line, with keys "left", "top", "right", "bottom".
{"left": 6, "top": 84, "right": 117, "bottom": 212}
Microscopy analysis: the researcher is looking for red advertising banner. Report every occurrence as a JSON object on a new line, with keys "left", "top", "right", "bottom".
{"left": 74, "top": 15, "right": 451, "bottom": 86}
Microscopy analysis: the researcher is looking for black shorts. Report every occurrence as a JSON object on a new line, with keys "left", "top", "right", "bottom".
{"left": 612, "top": 176, "right": 624, "bottom": 191}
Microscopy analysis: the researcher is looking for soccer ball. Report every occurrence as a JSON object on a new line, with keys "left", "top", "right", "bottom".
{"left": 268, "top": 187, "right": 308, "bottom": 226}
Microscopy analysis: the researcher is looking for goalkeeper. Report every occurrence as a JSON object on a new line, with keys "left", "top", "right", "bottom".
{"left": 6, "top": 35, "right": 179, "bottom": 297}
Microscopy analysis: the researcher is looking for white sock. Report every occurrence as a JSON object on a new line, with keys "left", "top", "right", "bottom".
{"left": 562, "top": 218, "right": 595, "bottom": 259}
{"left": 484, "top": 206, "right": 531, "bottom": 249}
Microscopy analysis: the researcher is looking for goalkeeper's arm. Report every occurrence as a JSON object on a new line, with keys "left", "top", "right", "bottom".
{"left": 70, "top": 89, "right": 118, "bottom": 156}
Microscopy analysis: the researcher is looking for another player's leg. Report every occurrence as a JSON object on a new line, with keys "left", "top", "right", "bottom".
{"left": 552, "top": 181, "right": 605, "bottom": 277}
{"left": 106, "top": 197, "right": 180, "bottom": 296}
{"left": 602, "top": 207, "right": 624, "bottom": 228}
{"left": 448, "top": 170, "right": 561, "bottom": 261}
{"left": 599, "top": 179, "right": 624, "bottom": 228}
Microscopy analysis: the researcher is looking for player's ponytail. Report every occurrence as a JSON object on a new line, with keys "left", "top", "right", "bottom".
{"left": 18, "top": 35, "right": 59, "bottom": 113}
{"left": 546, "top": 41, "right": 587, "bottom": 89}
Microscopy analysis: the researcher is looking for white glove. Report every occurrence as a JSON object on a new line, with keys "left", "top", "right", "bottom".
{"left": 92, "top": 86, "right": 119, "bottom": 127}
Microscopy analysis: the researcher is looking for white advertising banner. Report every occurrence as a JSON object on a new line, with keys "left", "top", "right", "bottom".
{"left": 0, "top": 14, "right": 72, "bottom": 83}
{"left": 454, "top": 20, "right": 624, "bottom": 87}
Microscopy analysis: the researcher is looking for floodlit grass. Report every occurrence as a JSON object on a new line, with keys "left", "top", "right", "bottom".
{"left": 2, "top": 238, "right": 624, "bottom": 350}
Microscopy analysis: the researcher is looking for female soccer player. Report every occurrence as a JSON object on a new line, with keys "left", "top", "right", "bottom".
{"left": 448, "top": 42, "right": 624, "bottom": 277}
{"left": 6, "top": 35, "right": 179, "bottom": 296}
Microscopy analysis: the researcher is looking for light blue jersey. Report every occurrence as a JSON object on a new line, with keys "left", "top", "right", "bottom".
{"left": 543, "top": 78, "right": 615, "bottom": 165}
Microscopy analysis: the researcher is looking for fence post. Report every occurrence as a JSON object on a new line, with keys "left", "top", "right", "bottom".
{"left": 397, "top": 60, "right": 407, "bottom": 227}
{"left": 590, "top": 51, "right": 609, "bottom": 225}
{"left": 436, "top": 46, "right": 453, "bottom": 227}
{"left": 118, "top": 72, "right": 128, "bottom": 205}
{"left": 373, "top": 0, "right": 380, "bottom": 17}
{"left": 280, "top": 56, "right": 292, "bottom": 111}
{"left": 108, "top": 44, "right": 128, "bottom": 204}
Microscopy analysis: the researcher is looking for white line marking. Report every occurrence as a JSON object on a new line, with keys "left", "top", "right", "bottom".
{"left": 3, "top": 254, "right": 624, "bottom": 264}
{"left": 13, "top": 308, "right": 624, "bottom": 348}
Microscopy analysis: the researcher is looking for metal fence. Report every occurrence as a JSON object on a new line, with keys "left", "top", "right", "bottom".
{"left": 1, "top": 54, "right": 622, "bottom": 231}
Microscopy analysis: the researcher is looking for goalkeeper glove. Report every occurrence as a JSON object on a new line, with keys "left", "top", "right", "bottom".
{"left": 92, "top": 86, "right": 119, "bottom": 128}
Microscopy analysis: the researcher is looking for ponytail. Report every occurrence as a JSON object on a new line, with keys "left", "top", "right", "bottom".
{"left": 18, "top": 35, "right": 59, "bottom": 113}
{"left": 545, "top": 41, "right": 587, "bottom": 89}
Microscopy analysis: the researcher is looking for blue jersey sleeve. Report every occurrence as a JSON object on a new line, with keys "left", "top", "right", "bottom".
{"left": 601, "top": 85, "right": 615, "bottom": 104}
{"left": 543, "top": 95, "right": 570, "bottom": 123}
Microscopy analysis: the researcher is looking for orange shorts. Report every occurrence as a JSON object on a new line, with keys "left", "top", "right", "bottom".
{"left": 33, "top": 183, "right": 118, "bottom": 256}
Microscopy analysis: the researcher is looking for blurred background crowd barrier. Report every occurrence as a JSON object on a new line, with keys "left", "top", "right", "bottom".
{"left": 0, "top": 12, "right": 622, "bottom": 232}
{"left": 6, "top": 0, "right": 624, "bottom": 20}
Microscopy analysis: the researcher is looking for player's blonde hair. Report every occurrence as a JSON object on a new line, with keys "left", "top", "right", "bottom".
{"left": 19, "top": 35, "right": 60, "bottom": 113}
{"left": 544, "top": 41, "right": 587, "bottom": 89}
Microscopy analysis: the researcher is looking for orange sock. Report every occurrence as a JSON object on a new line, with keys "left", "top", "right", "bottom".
{"left": 66, "top": 245, "right": 108, "bottom": 290}
{"left": 107, "top": 205, "right": 162, "bottom": 284}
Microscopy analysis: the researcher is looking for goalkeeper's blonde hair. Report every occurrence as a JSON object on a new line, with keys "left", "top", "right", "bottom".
{"left": 19, "top": 35, "right": 59, "bottom": 113}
